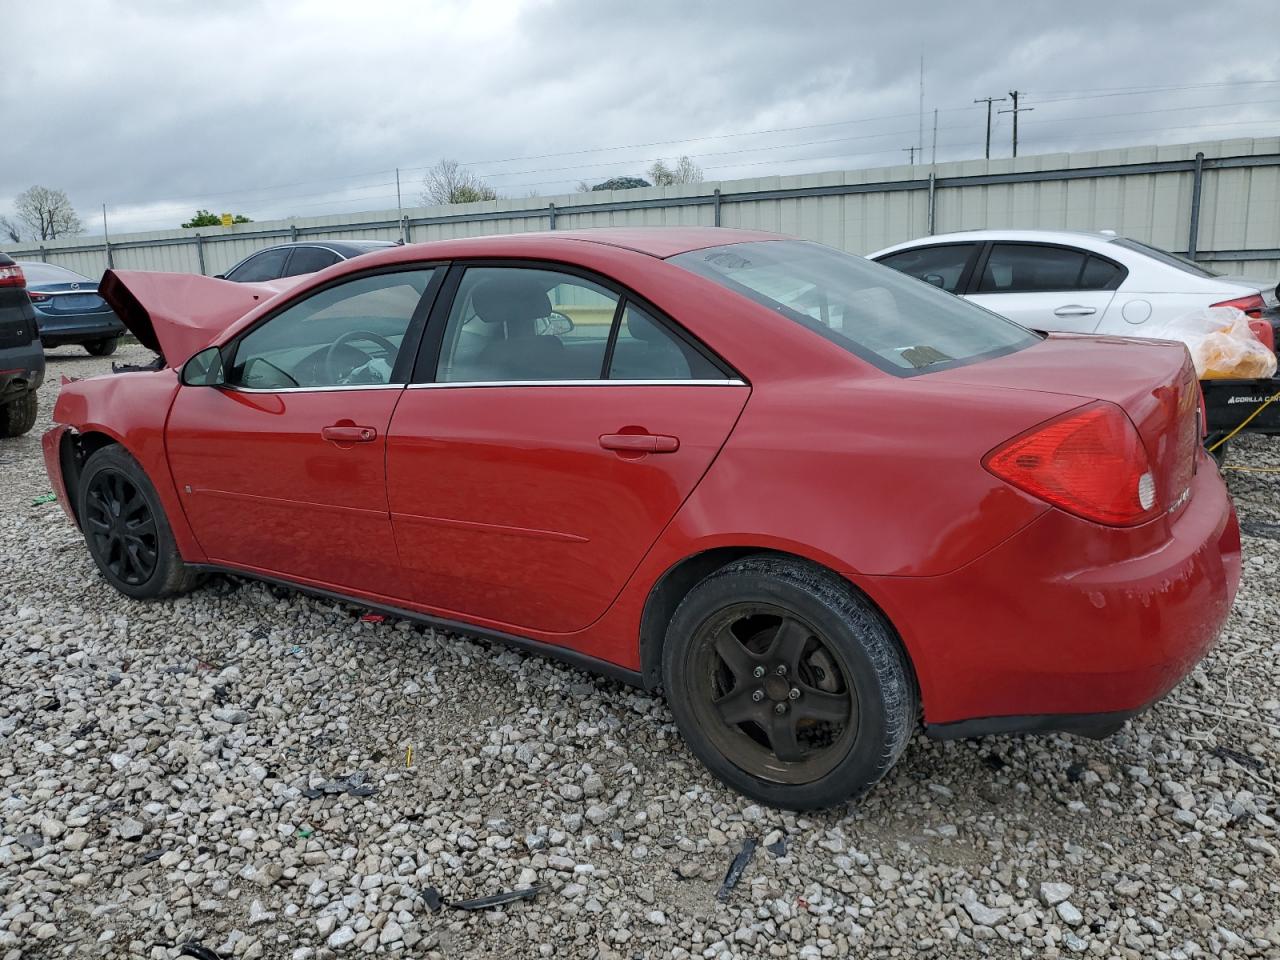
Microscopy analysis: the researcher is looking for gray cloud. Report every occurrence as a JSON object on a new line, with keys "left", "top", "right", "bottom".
{"left": 2, "top": 0, "right": 1276, "bottom": 235}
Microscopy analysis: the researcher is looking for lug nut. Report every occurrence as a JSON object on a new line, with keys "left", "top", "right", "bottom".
{"left": 788, "top": 688, "right": 800, "bottom": 700}
{"left": 751, "top": 690, "right": 765, "bottom": 702}
{"left": 752, "top": 665, "right": 765, "bottom": 678}
{"left": 775, "top": 664, "right": 788, "bottom": 676}
{"left": 774, "top": 703, "right": 787, "bottom": 715}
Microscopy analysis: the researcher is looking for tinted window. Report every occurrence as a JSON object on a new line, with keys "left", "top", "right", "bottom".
{"left": 284, "top": 247, "right": 341, "bottom": 277}
{"left": 435, "top": 267, "right": 619, "bottom": 382}
{"left": 977, "top": 244, "right": 1087, "bottom": 293}
{"left": 876, "top": 244, "right": 974, "bottom": 293}
{"left": 1080, "top": 255, "right": 1123, "bottom": 290}
{"left": 672, "top": 240, "right": 1038, "bottom": 375}
{"left": 229, "top": 269, "right": 435, "bottom": 388}
{"left": 1112, "top": 237, "right": 1222, "bottom": 278}
{"left": 18, "top": 262, "right": 92, "bottom": 285}
{"left": 608, "top": 304, "right": 724, "bottom": 380}
{"left": 226, "top": 248, "right": 290, "bottom": 282}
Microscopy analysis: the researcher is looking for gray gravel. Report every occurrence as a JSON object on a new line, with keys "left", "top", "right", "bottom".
{"left": 2, "top": 342, "right": 1278, "bottom": 959}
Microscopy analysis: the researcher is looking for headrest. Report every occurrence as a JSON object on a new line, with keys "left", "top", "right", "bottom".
{"left": 471, "top": 275, "right": 552, "bottom": 326}
{"left": 624, "top": 307, "right": 665, "bottom": 342}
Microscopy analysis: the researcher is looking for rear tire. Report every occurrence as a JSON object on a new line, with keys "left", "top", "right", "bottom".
{"left": 77, "top": 445, "right": 200, "bottom": 599}
{"left": 661, "top": 555, "right": 917, "bottom": 810}
{"left": 0, "top": 389, "right": 38, "bottom": 438}
{"left": 85, "top": 338, "right": 119, "bottom": 357}
{"left": 1206, "top": 435, "right": 1229, "bottom": 467}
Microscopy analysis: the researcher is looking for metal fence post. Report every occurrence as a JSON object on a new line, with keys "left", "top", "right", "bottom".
{"left": 1188, "top": 151, "right": 1205, "bottom": 260}
{"left": 548, "top": 202, "right": 557, "bottom": 231}
{"left": 39, "top": 246, "right": 47, "bottom": 263}
{"left": 289, "top": 223, "right": 299, "bottom": 242}
{"left": 195, "top": 234, "right": 206, "bottom": 276}
{"left": 927, "top": 172, "right": 936, "bottom": 235}
{"left": 713, "top": 188, "right": 722, "bottom": 226}
{"left": 401, "top": 215, "right": 411, "bottom": 244}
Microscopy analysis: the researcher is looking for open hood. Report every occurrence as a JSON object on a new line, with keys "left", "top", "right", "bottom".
{"left": 99, "top": 270, "right": 303, "bottom": 365}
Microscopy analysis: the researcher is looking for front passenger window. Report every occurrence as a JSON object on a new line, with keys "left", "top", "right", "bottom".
{"left": 229, "top": 270, "right": 435, "bottom": 389}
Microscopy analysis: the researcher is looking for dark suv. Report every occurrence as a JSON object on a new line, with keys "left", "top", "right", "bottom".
{"left": 0, "top": 252, "right": 45, "bottom": 437}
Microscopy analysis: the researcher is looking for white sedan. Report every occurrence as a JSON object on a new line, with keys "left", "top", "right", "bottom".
{"left": 868, "top": 229, "right": 1278, "bottom": 337}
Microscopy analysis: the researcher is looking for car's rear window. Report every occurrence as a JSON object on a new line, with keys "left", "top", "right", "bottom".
{"left": 19, "top": 262, "right": 91, "bottom": 285}
{"left": 1111, "top": 237, "right": 1222, "bottom": 278}
{"left": 671, "top": 240, "right": 1040, "bottom": 375}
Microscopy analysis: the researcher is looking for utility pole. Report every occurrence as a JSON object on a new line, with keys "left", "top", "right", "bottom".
{"left": 998, "top": 90, "right": 1033, "bottom": 158}
{"left": 903, "top": 146, "right": 917, "bottom": 165}
{"left": 974, "top": 95, "right": 1006, "bottom": 159}
{"left": 395, "top": 167, "right": 406, "bottom": 244}
{"left": 931, "top": 108, "right": 938, "bottom": 166}
{"left": 917, "top": 55, "right": 925, "bottom": 162}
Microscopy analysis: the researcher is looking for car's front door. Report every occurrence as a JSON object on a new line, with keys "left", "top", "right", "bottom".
{"left": 166, "top": 267, "right": 441, "bottom": 598}
{"left": 385, "top": 264, "right": 749, "bottom": 635}
{"left": 965, "top": 242, "right": 1122, "bottom": 333}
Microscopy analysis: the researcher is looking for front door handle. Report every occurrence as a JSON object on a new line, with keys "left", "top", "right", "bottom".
{"left": 599, "top": 433, "right": 680, "bottom": 454}
{"left": 322, "top": 424, "right": 378, "bottom": 444}
{"left": 1053, "top": 305, "right": 1097, "bottom": 317}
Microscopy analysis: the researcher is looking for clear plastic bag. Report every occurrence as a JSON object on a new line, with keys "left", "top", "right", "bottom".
{"left": 1152, "top": 306, "right": 1278, "bottom": 380}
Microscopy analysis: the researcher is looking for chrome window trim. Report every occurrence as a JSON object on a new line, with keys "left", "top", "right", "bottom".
{"left": 221, "top": 383, "right": 405, "bottom": 394}
{"left": 407, "top": 378, "right": 747, "bottom": 389}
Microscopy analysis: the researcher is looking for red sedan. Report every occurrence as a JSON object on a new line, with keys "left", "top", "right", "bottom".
{"left": 43, "top": 228, "right": 1240, "bottom": 809}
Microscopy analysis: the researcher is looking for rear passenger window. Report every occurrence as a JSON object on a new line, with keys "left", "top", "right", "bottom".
{"left": 978, "top": 244, "right": 1087, "bottom": 293}
{"left": 876, "top": 244, "right": 975, "bottom": 293}
{"left": 1080, "top": 256, "right": 1123, "bottom": 290}
{"left": 607, "top": 304, "right": 723, "bottom": 380}
{"left": 285, "top": 247, "right": 341, "bottom": 276}
{"left": 226, "top": 248, "right": 290, "bottom": 282}
{"left": 435, "top": 267, "right": 619, "bottom": 382}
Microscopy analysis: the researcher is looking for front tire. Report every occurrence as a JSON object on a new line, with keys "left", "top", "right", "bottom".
{"left": 0, "top": 389, "right": 38, "bottom": 438}
{"left": 85, "top": 338, "right": 119, "bottom": 357}
{"left": 77, "top": 445, "right": 199, "bottom": 599}
{"left": 662, "top": 555, "right": 917, "bottom": 810}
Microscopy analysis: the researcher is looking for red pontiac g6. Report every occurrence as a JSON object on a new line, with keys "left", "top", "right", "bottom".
{"left": 43, "top": 228, "right": 1241, "bottom": 809}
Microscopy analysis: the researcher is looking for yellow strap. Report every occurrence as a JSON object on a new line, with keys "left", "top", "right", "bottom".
{"left": 1205, "top": 388, "right": 1280, "bottom": 453}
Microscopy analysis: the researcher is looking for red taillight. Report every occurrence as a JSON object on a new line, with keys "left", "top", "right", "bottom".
{"left": 1247, "top": 318, "right": 1275, "bottom": 352}
{"left": 0, "top": 264, "right": 25, "bottom": 288}
{"left": 1211, "top": 293, "right": 1265, "bottom": 319}
{"left": 984, "top": 402, "right": 1159, "bottom": 526}
{"left": 27, "top": 290, "right": 51, "bottom": 303}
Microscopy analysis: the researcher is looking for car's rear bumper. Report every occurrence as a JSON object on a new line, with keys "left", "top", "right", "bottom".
{"left": 863, "top": 455, "right": 1241, "bottom": 733}
{"left": 36, "top": 311, "right": 126, "bottom": 346}
{"left": 0, "top": 339, "right": 46, "bottom": 399}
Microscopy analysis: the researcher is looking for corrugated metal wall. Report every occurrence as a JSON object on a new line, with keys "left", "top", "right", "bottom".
{"left": 5, "top": 136, "right": 1278, "bottom": 280}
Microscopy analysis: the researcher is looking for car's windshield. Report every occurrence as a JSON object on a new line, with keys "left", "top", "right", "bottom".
{"left": 671, "top": 240, "right": 1040, "bottom": 375}
{"left": 19, "top": 262, "right": 92, "bottom": 285}
{"left": 1111, "top": 237, "right": 1223, "bottom": 278}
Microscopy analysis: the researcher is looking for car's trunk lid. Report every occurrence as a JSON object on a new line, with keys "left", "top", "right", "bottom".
{"left": 928, "top": 333, "right": 1200, "bottom": 515}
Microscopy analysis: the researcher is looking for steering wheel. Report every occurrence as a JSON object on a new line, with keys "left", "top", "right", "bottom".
{"left": 323, "top": 330, "right": 398, "bottom": 383}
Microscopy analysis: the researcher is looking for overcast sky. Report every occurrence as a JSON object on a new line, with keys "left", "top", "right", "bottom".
{"left": 2, "top": 0, "right": 1277, "bottom": 238}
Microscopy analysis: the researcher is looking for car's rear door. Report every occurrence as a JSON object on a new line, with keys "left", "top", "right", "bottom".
{"left": 385, "top": 263, "right": 749, "bottom": 634}
{"left": 166, "top": 267, "right": 441, "bottom": 598}
{"left": 965, "top": 242, "right": 1122, "bottom": 333}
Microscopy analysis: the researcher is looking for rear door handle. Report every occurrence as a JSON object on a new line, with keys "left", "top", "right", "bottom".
{"left": 1053, "top": 305, "right": 1097, "bottom": 317}
{"left": 322, "top": 424, "right": 378, "bottom": 443}
{"left": 599, "top": 433, "right": 680, "bottom": 453}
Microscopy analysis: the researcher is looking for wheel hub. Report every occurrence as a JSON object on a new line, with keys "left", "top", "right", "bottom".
{"left": 763, "top": 673, "right": 790, "bottom": 701}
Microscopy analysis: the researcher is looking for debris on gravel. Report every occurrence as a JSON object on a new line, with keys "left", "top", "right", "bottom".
{"left": 1, "top": 342, "right": 1278, "bottom": 958}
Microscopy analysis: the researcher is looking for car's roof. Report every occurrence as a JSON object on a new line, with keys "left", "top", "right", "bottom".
{"left": 871, "top": 228, "right": 1122, "bottom": 258}
{"left": 413, "top": 227, "right": 786, "bottom": 260}
{"left": 252, "top": 239, "right": 398, "bottom": 257}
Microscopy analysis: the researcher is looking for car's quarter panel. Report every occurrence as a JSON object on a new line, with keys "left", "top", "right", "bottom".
{"left": 46, "top": 370, "right": 207, "bottom": 563}
{"left": 165, "top": 386, "right": 407, "bottom": 597}
{"left": 866, "top": 457, "right": 1240, "bottom": 726}
{"left": 386, "top": 384, "right": 749, "bottom": 633}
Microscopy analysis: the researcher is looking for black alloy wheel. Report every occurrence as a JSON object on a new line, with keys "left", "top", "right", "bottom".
{"left": 84, "top": 469, "right": 159, "bottom": 586}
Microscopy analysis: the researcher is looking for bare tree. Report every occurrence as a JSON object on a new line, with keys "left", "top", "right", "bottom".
{"left": 0, "top": 215, "right": 21, "bottom": 243}
{"left": 420, "top": 160, "right": 498, "bottom": 205}
{"left": 647, "top": 156, "right": 703, "bottom": 186}
{"left": 14, "top": 186, "right": 84, "bottom": 240}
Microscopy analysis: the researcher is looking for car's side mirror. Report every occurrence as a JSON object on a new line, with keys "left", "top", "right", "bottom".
{"left": 213, "top": 273, "right": 227, "bottom": 280}
{"left": 181, "top": 346, "right": 226, "bottom": 386}
{"left": 923, "top": 273, "right": 946, "bottom": 288}
{"left": 537, "top": 312, "right": 575, "bottom": 336}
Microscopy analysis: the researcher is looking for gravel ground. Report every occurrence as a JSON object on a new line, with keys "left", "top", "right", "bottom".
{"left": 2, "top": 341, "right": 1278, "bottom": 960}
